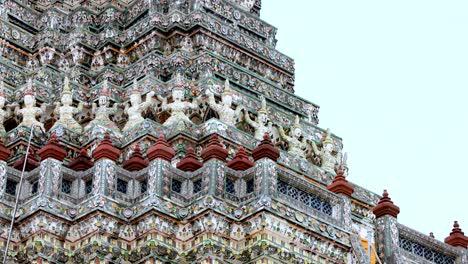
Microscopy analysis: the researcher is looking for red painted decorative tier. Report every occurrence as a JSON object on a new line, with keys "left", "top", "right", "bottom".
{"left": 13, "top": 150, "right": 40, "bottom": 172}
{"left": 444, "top": 221, "right": 468, "bottom": 248}
{"left": 372, "top": 190, "right": 400, "bottom": 219}
{"left": 92, "top": 133, "right": 121, "bottom": 162}
{"left": 201, "top": 134, "right": 228, "bottom": 162}
{"left": 123, "top": 144, "right": 149, "bottom": 171}
{"left": 0, "top": 140, "right": 10, "bottom": 161}
{"left": 252, "top": 133, "right": 280, "bottom": 162}
{"left": 227, "top": 146, "right": 254, "bottom": 171}
{"left": 327, "top": 167, "right": 354, "bottom": 197}
{"left": 38, "top": 133, "right": 67, "bottom": 161}
{"left": 147, "top": 134, "right": 175, "bottom": 162}
{"left": 68, "top": 148, "right": 94, "bottom": 171}
{"left": 177, "top": 146, "right": 203, "bottom": 172}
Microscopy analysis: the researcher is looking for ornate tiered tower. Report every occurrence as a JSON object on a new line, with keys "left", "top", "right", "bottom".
{"left": 0, "top": 0, "right": 466, "bottom": 263}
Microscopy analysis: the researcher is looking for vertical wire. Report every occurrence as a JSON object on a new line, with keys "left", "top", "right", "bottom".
{"left": 2, "top": 125, "right": 37, "bottom": 264}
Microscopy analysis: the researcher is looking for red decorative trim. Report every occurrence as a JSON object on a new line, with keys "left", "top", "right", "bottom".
{"left": 227, "top": 146, "right": 254, "bottom": 171}
{"left": 372, "top": 190, "right": 400, "bottom": 219}
{"left": 177, "top": 146, "right": 203, "bottom": 172}
{"left": 147, "top": 134, "right": 175, "bottom": 162}
{"left": 252, "top": 133, "right": 279, "bottom": 161}
{"left": 92, "top": 133, "right": 121, "bottom": 162}
{"left": 123, "top": 144, "right": 149, "bottom": 171}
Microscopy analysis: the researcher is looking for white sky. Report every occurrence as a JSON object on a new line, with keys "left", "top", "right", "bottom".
{"left": 262, "top": 1, "right": 468, "bottom": 240}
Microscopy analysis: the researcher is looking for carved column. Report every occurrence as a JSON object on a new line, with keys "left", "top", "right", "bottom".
{"left": 147, "top": 134, "right": 175, "bottom": 198}
{"left": 205, "top": 160, "right": 225, "bottom": 197}
{"left": 37, "top": 159, "right": 62, "bottom": 197}
{"left": 147, "top": 159, "right": 171, "bottom": 197}
{"left": 372, "top": 190, "right": 402, "bottom": 264}
{"left": 0, "top": 160, "right": 7, "bottom": 199}
{"left": 327, "top": 167, "right": 354, "bottom": 230}
{"left": 37, "top": 134, "right": 67, "bottom": 198}
{"left": 92, "top": 159, "right": 116, "bottom": 196}
{"left": 0, "top": 141, "right": 9, "bottom": 200}
{"left": 252, "top": 133, "right": 280, "bottom": 198}
{"left": 91, "top": 133, "right": 120, "bottom": 197}
{"left": 201, "top": 134, "right": 228, "bottom": 197}
{"left": 254, "top": 159, "right": 277, "bottom": 198}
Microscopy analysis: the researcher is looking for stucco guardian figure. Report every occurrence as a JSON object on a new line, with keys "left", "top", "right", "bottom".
{"left": 180, "top": 36, "right": 193, "bottom": 53}
{"left": 206, "top": 79, "right": 244, "bottom": 126}
{"left": 244, "top": 95, "right": 272, "bottom": 140}
{"left": 158, "top": 73, "right": 199, "bottom": 126}
{"left": 122, "top": 79, "right": 154, "bottom": 131}
{"left": 14, "top": 79, "right": 45, "bottom": 131}
{"left": 52, "top": 76, "right": 83, "bottom": 132}
{"left": 85, "top": 80, "right": 120, "bottom": 133}
{"left": 0, "top": 80, "right": 11, "bottom": 135}
{"left": 311, "top": 128, "right": 340, "bottom": 175}
{"left": 277, "top": 115, "right": 308, "bottom": 159}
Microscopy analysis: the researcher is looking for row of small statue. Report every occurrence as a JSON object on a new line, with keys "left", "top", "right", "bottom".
{"left": 0, "top": 75, "right": 340, "bottom": 175}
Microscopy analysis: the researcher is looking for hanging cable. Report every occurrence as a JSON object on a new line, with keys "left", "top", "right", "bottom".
{"left": 2, "top": 124, "right": 42, "bottom": 264}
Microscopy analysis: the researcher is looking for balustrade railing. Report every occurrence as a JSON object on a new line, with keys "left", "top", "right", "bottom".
{"left": 397, "top": 224, "right": 460, "bottom": 264}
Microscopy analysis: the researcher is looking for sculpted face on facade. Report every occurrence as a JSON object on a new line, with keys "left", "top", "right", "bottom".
{"left": 180, "top": 36, "right": 193, "bottom": 53}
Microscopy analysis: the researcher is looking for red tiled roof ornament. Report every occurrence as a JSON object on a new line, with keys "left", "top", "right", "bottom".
{"left": 13, "top": 149, "right": 40, "bottom": 172}
{"left": 38, "top": 133, "right": 67, "bottom": 161}
{"left": 147, "top": 134, "right": 175, "bottom": 162}
{"left": 92, "top": 133, "right": 121, "bottom": 162}
{"left": 123, "top": 144, "right": 149, "bottom": 171}
{"left": 252, "top": 133, "right": 280, "bottom": 162}
{"left": 444, "top": 221, "right": 468, "bottom": 248}
{"left": 0, "top": 140, "right": 10, "bottom": 161}
{"left": 177, "top": 146, "right": 203, "bottom": 171}
{"left": 201, "top": 134, "right": 228, "bottom": 162}
{"left": 68, "top": 148, "right": 94, "bottom": 171}
{"left": 372, "top": 190, "right": 400, "bottom": 219}
{"left": 227, "top": 146, "right": 254, "bottom": 171}
{"left": 327, "top": 158, "right": 354, "bottom": 197}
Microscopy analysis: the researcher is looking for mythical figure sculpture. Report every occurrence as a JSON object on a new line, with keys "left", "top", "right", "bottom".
{"left": 244, "top": 95, "right": 272, "bottom": 140}
{"left": 158, "top": 73, "right": 199, "bottom": 126}
{"left": 25, "top": 57, "right": 39, "bottom": 70}
{"left": 277, "top": 115, "right": 308, "bottom": 158}
{"left": 0, "top": 80, "right": 11, "bottom": 135}
{"left": 52, "top": 76, "right": 83, "bottom": 132}
{"left": 39, "top": 47, "right": 55, "bottom": 64}
{"left": 311, "top": 129, "right": 340, "bottom": 175}
{"left": 117, "top": 48, "right": 129, "bottom": 68}
{"left": 0, "top": 39, "right": 6, "bottom": 56}
{"left": 305, "top": 104, "right": 316, "bottom": 123}
{"left": 14, "top": 79, "right": 45, "bottom": 130}
{"left": 164, "top": 41, "right": 172, "bottom": 56}
{"left": 85, "top": 80, "right": 120, "bottom": 133}
{"left": 122, "top": 79, "right": 155, "bottom": 131}
{"left": 58, "top": 58, "right": 70, "bottom": 72}
{"left": 206, "top": 79, "right": 244, "bottom": 126}
{"left": 91, "top": 51, "right": 104, "bottom": 71}
{"left": 71, "top": 45, "right": 83, "bottom": 65}
{"left": 180, "top": 36, "right": 193, "bottom": 53}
